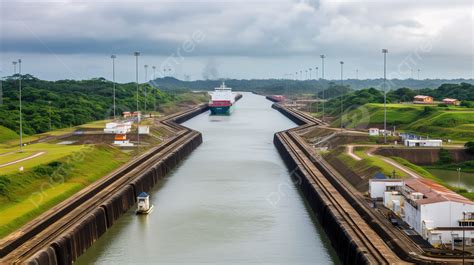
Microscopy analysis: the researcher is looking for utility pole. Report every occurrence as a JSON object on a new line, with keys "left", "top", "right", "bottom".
{"left": 340, "top": 61, "right": 344, "bottom": 129}
{"left": 320, "top": 54, "right": 325, "bottom": 121}
{"left": 134, "top": 51, "right": 140, "bottom": 153}
{"left": 382, "top": 49, "right": 388, "bottom": 144}
{"left": 111, "top": 55, "right": 116, "bottom": 120}
{"left": 18, "top": 59, "right": 23, "bottom": 152}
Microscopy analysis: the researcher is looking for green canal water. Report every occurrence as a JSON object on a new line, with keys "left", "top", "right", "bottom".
{"left": 427, "top": 168, "right": 474, "bottom": 192}
{"left": 76, "top": 92, "right": 339, "bottom": 264}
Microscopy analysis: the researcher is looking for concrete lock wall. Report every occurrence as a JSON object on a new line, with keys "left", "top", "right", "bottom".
{"left": 273, "top": 133, "right": 370, "bottom": 264}
{"left": 21, "top": 106, "right": 207, "bottom": 265}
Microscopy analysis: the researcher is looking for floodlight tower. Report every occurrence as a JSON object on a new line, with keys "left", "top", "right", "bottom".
{"left": 111, "top": 55, "right": 116, "bottom": 119}
{"left": 382, "top": 49, "right": 388, "bottom": 144}
{"left": 320, "top": 54, "right": 325, "bottom": 121}
{"left": 18, "top": 59, "right": 23, "bottom": 152}
{"left": 340, "top": 61, "right": 344, "bottom": 129}
{"left": 134, "top": 51, "right": 140, "bottom": 153}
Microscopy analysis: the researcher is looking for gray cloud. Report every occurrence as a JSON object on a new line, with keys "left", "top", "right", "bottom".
{"left": 0, "top": 0, "right": 472, "bottom": 80}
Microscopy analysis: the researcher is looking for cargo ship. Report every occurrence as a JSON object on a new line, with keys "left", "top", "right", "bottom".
{"left": 209, "top": 82, "right": 238, "bottom": 115}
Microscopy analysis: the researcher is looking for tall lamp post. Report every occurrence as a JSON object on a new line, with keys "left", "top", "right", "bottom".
{"left": 340, "top": 61, "right": 344, "bottom": 129}
{"left": 309, "top": 68, "right": 312, "bottom": 79}
{"left": 356, "top": 69, "right": 359, "bottom": 80}
{"left": 111, "top": 55, "right": 116, "bottom": 119}
{"left": 382, "top": 49, "right": 388, "bottom": 144}
{"left": 134, "top": 51, "right": 140, "bottom": 153}
{"left": 320, "top": 54, "right": 325, "bottom": 121}
{"left": 12, "top": 61, "right": 17, "bottom": 75}
{"left": 18, "top": 59, "right": 23, "bottom": 152}
{"left": 315, "top": 67, "right": 319, "bottom": 79}
{"left": 417, "top": 69, "right": 420, "bottom": 80}
{"left": 152, "top": 66, "right": 156, "bottom": 112}
{"left": 144, "top": 64, "right": 148, "bottom": 115}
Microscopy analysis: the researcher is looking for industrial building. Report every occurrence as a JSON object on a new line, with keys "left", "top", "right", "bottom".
{"left": 404, "top": 139, "right": 442, "bottom": 147}
{"left": 104, "top": 122, "right": 132, "bottom": 134}
{"left": 370, "top": 177, "right": 474, "bottom": 246}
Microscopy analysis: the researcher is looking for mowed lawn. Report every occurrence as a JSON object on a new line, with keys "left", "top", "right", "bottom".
{"left": 0, "top": 143, "right": 85, "bottom": 175}
{"left": 0, "top": 144, "right": 129, "bottom": 238}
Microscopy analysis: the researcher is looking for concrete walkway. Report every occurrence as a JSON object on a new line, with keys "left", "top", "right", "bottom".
{"left": 346, "top": 145, "right": 362, "bottom": 161}
{"left": 0, "top": 152, "right": 46, "bottom": 168}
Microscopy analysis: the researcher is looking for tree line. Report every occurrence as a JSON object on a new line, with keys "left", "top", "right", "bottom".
{"left": 1, "top": 75, "right": 174, "bottom": 135}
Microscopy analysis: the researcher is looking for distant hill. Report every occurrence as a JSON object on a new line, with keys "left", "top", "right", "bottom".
{"left": 150, "top": 77, "right": 473, "bottom": 94}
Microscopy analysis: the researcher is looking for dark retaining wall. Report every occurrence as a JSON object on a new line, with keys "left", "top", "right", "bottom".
{"left": 21, "top": 107, "right": 207, "bottom": 265}
{"left": 273, "top": 133, "right": 370, "bottom": 264}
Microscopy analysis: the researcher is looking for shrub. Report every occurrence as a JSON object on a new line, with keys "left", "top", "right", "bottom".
{"left": 439, "top": 148, "right": 453, "bottom": 164}
{"left": 465, "top": 142, "right": 474, "bottom": 155}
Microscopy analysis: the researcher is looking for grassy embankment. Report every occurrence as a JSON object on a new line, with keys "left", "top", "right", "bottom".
{"left": 326, "top": 146, "right": 409, "bottom": 180}
{"left": 332, "top": 103, "right": 474, "bottom": 141}
{"left": 0, "top": 139, "right": 129, "bottom": 238}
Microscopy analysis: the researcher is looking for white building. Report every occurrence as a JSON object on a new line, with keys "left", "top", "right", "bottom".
{"left": 404, "top": 139, "right": 442, "bottom": 147}
{"left": 369, "top": 178, "right": 403, "bottom": 199}
{"left": 380, "top": 178, "right": 474, "bottom": 246}
{"left": 104, "top": 122, "right": 132, "bottom": 134}
{"left": 369, "top": 128, "right": 379, "bottom": 136}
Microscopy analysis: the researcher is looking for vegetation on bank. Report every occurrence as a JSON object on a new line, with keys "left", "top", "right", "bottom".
{"left": 0, "top": 144, "right": 129, "bottom": 238}
{"left": 315, "top": 83, "right": 474, "bottom": 141}
{"left": 0, "top": 75, "right": 179, "bottom": 135}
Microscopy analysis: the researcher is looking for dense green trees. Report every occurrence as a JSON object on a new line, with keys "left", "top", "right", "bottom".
{"left": 0, "top": 75, "right": 174, "bottom": 135}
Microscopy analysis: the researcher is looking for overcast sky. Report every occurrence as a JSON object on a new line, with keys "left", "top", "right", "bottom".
{"left": 1, "top": 0, "right": 473, "bottom": 82}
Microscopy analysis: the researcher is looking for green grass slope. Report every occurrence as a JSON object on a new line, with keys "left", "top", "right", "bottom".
{"left": 0, "top": 126, "right": 18, "bottom": 143}
{"left": 337, "top": 103, "right": 474, "bottom": 140}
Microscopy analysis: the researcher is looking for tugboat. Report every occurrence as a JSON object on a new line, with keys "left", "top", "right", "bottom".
{"left": 136, "top": 192, "right": 154, "bottom": 214}
{"left": 209, "top": 82, "right": 237, "bottom": 115}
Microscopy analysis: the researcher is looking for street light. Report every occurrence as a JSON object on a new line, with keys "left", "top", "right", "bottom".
{"left": 356, "top": 69, "right": 359, "bottom": 80}
{"left": 111, "top": 55, "right": 116, "bottom": 120}
{"left": 18, "top": 59, "right": 23, "bottom": 152}
{"left": 12, "top": 61, "right": 17, "bottom": 75}
{"left": 382, "top": 49, "right": 388, "bottom": 144}
{"left": 417, "top": 69, "right": 420, "bottom": 80}
{"left": 309, "top": 68, "right": 312, "bottom": 79}
{"left": 144, "top": 64, "right": 148, "bottom": 114}
{"left": 340, "top": 61, "right": 344, "bottom": 129}
{"left": 305, "top": 70, "right": 308, "bottom": 80}
{"left": 320, "top": 54, "right": 325, "bottom": 121}
{"left": 134, "top": 51, "right": 140, "bottom": 153}
{"left": 315, "top": 67, "right": 319, "bottom": 79}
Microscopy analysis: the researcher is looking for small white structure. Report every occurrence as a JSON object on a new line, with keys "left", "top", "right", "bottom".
{"left": 104, "top": 122, "right": 132, "bottom": 134}
{"left": 379, "top": 129, "right": 392, "bottom": 136}
{"left": 113, "top": 134, "right": 133, "bottom": 147}
{"left": 136, "top": 192, "right": 153, "bottom": 214}
{"left": 138, "top": 125, "right": 150, "bottom": 135}
{"left": 369, "top": 178, "right": 403, "bottom": 199}
{"left": 404, "top": 139, "right": 442, "bottom": 147}
{"left": 369, "top": 128, "right": 379, "bottom": 136}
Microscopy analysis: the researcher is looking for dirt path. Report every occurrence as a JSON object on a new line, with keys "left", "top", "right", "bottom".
{"left": 0, "top": 152, "right": 46, "bottom": 168}
{"left": 346, "top": 144, "right": 422, "bottom": 179}
{"left": 346, "top": 145, "right": 362, "bottom": 161}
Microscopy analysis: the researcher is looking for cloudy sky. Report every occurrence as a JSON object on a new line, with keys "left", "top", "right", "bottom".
{"left": 1, "top": 0, "right": 473, "bottom": 82}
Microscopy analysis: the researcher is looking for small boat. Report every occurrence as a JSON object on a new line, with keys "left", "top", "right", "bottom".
{"left": 136, "top": 192, "right": 154, "bottom": 214}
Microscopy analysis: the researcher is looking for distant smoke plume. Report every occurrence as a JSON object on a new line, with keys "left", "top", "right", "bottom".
{"left": 202, "top": 59, "right": 219, "bottom": 80}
